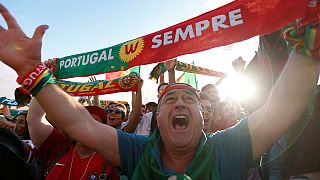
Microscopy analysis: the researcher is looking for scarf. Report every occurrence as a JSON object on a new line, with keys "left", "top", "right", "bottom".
{"left": 56, "top": 73, "right": 140, "bottom": 96}
{"left": 149, "top": 61, "right": 226, "bottom": 82}
{"left": 132, "top": 130, "right": 220, "bottom": 180}
{"left": 53, "top": 0, "right": 308, "bottom": 79}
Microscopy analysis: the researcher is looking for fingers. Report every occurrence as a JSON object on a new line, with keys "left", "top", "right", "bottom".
{"left": 89, "top": 76, "right": 97, "bottom": 82}
{"left": 0, "top": 4, "right": 21, "bottom": 29}
{"left": 32, "top": 25, "right": 49, "bottom": 40}
{"left": 44, "top": 57, "right": 57, "bottom": 68}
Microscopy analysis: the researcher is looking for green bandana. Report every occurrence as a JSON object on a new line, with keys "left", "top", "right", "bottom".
{"left": 132, "top": 130, "right": 220, "bottom": 180}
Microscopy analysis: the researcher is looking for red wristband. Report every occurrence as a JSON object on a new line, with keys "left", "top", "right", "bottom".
{"left": 16, "top": 63, "right": 50, "bottom": 91}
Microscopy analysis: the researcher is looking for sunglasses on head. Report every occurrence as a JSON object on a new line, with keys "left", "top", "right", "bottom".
{"left": 202, "top": 106, "right": 214, "bottom": 113}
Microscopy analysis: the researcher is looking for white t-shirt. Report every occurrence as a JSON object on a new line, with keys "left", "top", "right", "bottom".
{"left": 121, "top": 112, "right": 153, "bottom": 136}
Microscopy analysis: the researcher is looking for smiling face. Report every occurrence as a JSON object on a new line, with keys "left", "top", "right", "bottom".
{"left": 200, "top": 99, "right": 214, "bottom": 133}
{"left": 14, "top": 114, "right": 27, "bottom": 136}
{"left": 203, "top": 86, "right": 220, "bottom": 105}
{"left": 156, "top": 89, "right": 203, "bottom": 150}
{"left": 107, "top": 107, "right": 125, "bottom": 128}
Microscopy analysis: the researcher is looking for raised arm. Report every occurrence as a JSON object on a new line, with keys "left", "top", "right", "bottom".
{"left": 164, "top": 58, "right": 177, "bottom": 84}
{"left": 89, "top": 76, "right": 101, "bottom": 107}
{"left": 0, "top": 4, "right": 121, "bottom": 167}
{"left": 248, "top": 51, "right": 319, "bottom": 160}
{"left": 26, "top": 98, "right": 53, "bottom": 148}
{"left": 122, "top": 79, "right": 143, "bottom": 132}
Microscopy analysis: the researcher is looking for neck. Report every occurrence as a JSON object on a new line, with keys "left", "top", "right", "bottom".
{"left": 75, "top": 144, "right": 95, "bottom": 159}
{"left": 161, "top": 144, "right": 197, "bottom": 173}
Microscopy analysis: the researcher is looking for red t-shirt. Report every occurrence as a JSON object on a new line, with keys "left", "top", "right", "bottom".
{"left": 34, "top": 129, "right": 119, "bottom": 180}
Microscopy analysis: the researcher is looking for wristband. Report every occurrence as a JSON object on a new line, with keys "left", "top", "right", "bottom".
{"left": 16, "top": 63, "right": 57, "bottom": 96}
{"left": 283, "top": 24, "right": 320, "bottom": 58}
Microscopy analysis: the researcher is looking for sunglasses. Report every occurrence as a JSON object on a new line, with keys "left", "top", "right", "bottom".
{"left": 202, "top": 106, "right": 214, "bottom": 113}
{"left": 107, "top": 108, "right": 124, "bottom": 115}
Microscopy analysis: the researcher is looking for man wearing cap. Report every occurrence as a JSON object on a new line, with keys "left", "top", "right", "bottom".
{"left": 27, "top": 99, "right": 119, "bottom": 180}
{"left": 0, "top": 4, "right": 319, "bottom": 179}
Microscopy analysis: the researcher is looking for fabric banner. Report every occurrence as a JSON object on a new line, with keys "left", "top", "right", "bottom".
{"left": 149, "top": 61, "right": 226, "bottom": 81}
{"left": 175, "top": 61, "right": 226, "bottom": 77}
{"left": 177, "top": 61, "right": 198, "bottom": 89}
{"left": 57, "top": 73, "right": 140, "bottom": 96}
{"left": 105, "top": 66, "right": 140, "bottom": 80}
{"left": 177, "top": 72, "right": 198, "bottom": 89}
{"left": 0, "top": 97, "right": 18, "bottom": 106}
{"left": 53, "top": 0, "right": 308, "bottom": 79}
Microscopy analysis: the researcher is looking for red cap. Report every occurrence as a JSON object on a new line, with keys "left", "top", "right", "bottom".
{"left": 85, "top": 106, "right": 107, "bottom": 122}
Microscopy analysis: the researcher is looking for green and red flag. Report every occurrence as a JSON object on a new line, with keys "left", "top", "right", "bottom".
{"left": 53, "top": 0, "right": 309, "bottom": 79}
{"left": 176, "top": 61, "right": 198, "bottom": 89}
{"left": 177, "top": 72, "right": 198, "bottom": 89}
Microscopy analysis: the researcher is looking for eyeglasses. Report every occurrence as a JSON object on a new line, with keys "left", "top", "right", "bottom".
{"left": 202, "top": 106, "right": 214, "bottom": 113}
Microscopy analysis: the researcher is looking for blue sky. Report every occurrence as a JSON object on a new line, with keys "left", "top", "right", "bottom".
{"left": 0, "top": 0, "right": 258, "bottom": 103}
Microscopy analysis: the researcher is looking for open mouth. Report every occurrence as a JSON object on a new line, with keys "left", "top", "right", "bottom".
{"left": 109, "top": 117, "right": 115, "bottom": 121}
{"left": 172, "top": 115, "right": 189, "bottom": 130}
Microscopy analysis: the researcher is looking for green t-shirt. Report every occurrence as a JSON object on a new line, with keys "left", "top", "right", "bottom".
{"left": 117, "top": 118, "right": 253, "bottom": 179}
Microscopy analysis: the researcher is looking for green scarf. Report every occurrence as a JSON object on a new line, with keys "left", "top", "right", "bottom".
{"left": 132, "top": 130, "right": 220, "bottom": 180}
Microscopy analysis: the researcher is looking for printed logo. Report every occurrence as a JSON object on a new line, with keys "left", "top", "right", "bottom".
{"left": 118, "top": 73, "right": 139, "bottom": 89}
{"left": 119, "top": 38, "right": 144, "bottom": 63}
{"left": 55, "top": 162, "right": 65, "bottom": 166}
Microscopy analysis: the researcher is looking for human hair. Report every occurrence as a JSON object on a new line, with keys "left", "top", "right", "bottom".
{"left": 201, "top": 84, "right": 217, "bottom": 92}
{"left": 146, "top": 102, "right": 157, "bottom": 109}
{"left": 157, "top": 82, "right": 169, "bottom": 93}
{"left": 114, "top": 103, "right": 127, "bottom": 120}
{"left": 13, "top": 111, "right": 30, "bottom": 140}
{"left": 107, "top": 101, "right": 118, "bottom": 108}
{"left": 200, "top": 92, "right": 211, "bottom": 101}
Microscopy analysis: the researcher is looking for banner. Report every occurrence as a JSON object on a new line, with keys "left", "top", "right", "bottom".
{"left": 105, "top": 66, "right": 140, "bottom": 80}
{"left": 53, "top": 0, "right": 308, "bottom": 79}
{"left": 177, "top": 72, "right": 198, "bottom": 89}
{"left": 0, "top": 97, "right": 18, "bottom": 106}
{"left": 177, "top": 61, "right": 198, "bottom": 88}
{"left": 149, "top": 61, "right": 226, "bottom": 81}
{"left": 57, "top": 73, "right": 140, "bottom": 96}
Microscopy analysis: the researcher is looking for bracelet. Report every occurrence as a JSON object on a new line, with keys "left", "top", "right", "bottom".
{"left": 16, "top": 63, "right": 57, "bottom": 96}
{"left": 283, "top": 24, "right": 320, "bottom": 58}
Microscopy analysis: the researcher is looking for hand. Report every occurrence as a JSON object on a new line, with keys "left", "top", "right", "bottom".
{"left": 87, "top": 76, "right": 97, "bottom": 104}
{"left": 44, "top": 58, "right": 58, "bottom": 69}
{"left": 89, "top": 76, "right": 97, "bottom": 82}
{"left": 232, "top": 57, "right": 246, "bottom": 73}
{"left": 164, "top": 58, "right": 177, "bottom": 71}
{"left": 0, "top": 4, "right": 48, "bottom": 76}
{"left": 138, "top": 78, "right": 144, "bottom": 89}
{"left": 0, "top": 116, "right": 16, "bottom": 131}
